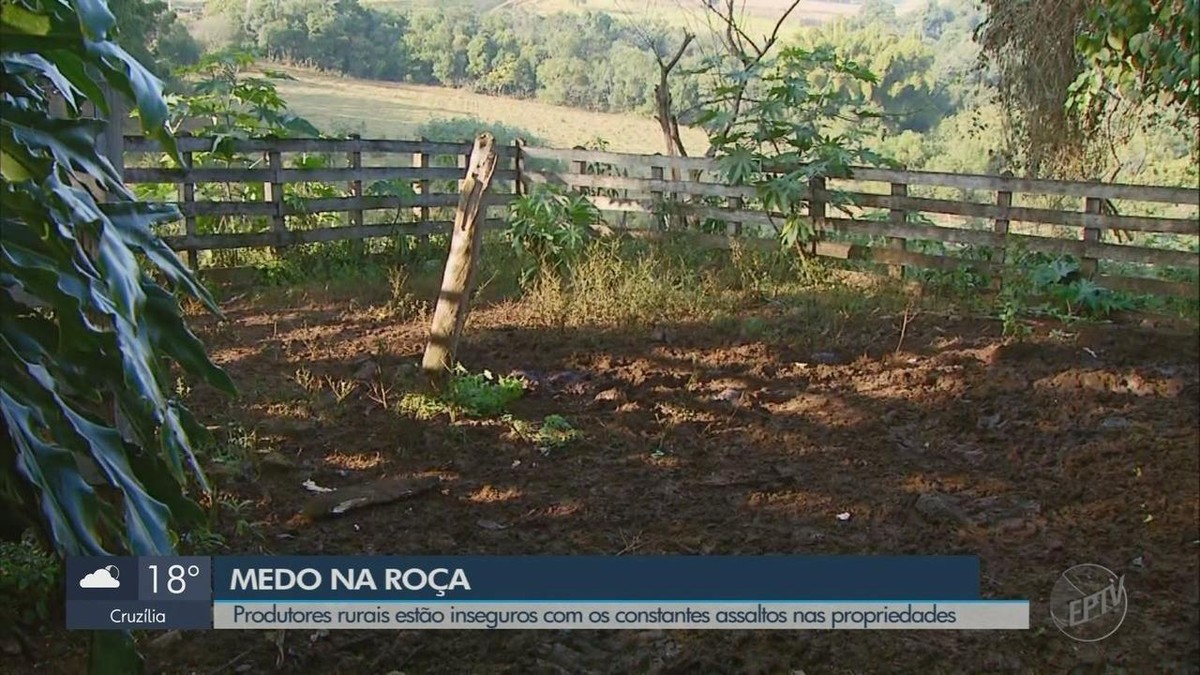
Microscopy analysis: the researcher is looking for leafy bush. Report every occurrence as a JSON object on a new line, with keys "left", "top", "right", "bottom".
{"left": 997, "top": 251, "right": 1135, "bottom": 335}
{"left": 0, "top": 535, "right": 60, "bottom": 628}
{"left": 1029, "top": 258, "right": 1132, "bottom": 318}
{"left": 398, "top": 366, "right": 525, "bottom": 420}
{"left": 701, "top": 45, "right": 892, "bottom": 251}
{"left": 446, "top": 367, "right": 525, "bottom": 418}
{"left": 507, "top": 185, "right": 601, "bottom": 287}
{"left": 2, "top": 1, "right": 235, "bottom": 668}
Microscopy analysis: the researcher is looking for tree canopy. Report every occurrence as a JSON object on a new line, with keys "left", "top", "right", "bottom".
{"left": 976, "top": 0, "right": 1199, "bottom": 178}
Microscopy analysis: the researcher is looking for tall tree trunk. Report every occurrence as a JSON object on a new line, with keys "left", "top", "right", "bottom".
{"left": 652, "top": 32, "right": 694, "bottom": 230}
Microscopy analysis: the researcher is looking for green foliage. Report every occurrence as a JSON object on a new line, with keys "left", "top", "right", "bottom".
{"left": 107, "top": 0, "right": 201, "bottom": 79}
{"left": 702, "top": 45, "right": 890, "bottom": 251}
{"left": 1070, "top": 0, "right": 1199, "bottom": 134}
{"left": 996, "top": 250, "right": 1136, "bottom": 335}
{"left": 203, "top": 1, "right": 696, "bottom": 115}
{"left": 506, "top": 413, "right": 581, "bottom": 450}
{"left": 135, "top": 53, "right": 358, "bottom": 270}
{"left": 794, "top": 21, "right": 949, "bottom": 133}
{"left": 1, "top": 0, "right": 233, "bottom": 555}
{"left": 0, "top": 534, "right": 60, "bottom": 628}
{"left": 537, "top": 414, "right": 580, "bottom": 447}
{"left": 2, "top": 0, "right": 233, "bottom": 668}
{"left": 977, "top": 0, "right": 1199, "bottom": 178}
{"left": 167, "top": 52, "right": 321, "bottom": 141}
{"left": 242, "top": 0, "right": 409, "bottom": 80}
{"left": 506, "top": 184, "right": 600, "bottom": 287}
{"left": 446, "top": 366, "right": 525, "bottom": 418}
{"left": 400, "top": 366, "right": 525, "bottom": 419}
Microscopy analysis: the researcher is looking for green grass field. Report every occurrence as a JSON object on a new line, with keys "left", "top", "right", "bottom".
{"left": 274, "top": 66, "right": 711, "bottom": 153}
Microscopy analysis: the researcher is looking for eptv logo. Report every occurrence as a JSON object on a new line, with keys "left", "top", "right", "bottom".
{"left": 1050, "top": 564, "right": 1128, "bottom": 641}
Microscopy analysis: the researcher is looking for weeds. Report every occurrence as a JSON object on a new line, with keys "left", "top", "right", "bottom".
{"left": 210, "top": 425, "right": 258, "bottom": 473}
{"left": 506, "top": 413, "right": 582, "bottom": 450}
{"left": 324, "top": 376, "right": 358, "bottom": 404}
{"left": 367, "top": 380, "right": 393, "bottom": 410}
{"left": 181, "top": 493, "right": 266, "bottom": 554}
{"left": 522, "top": 240, "right": 738, "bottom": 328}
{"left": 446, "top": 367, "right": 525, "bottom": 417}
{"left": 996, "top": 251, "right": 1138, "bottom": 337}
{"left": 293, "top": 367, "right": 320, "bottom": 394}
{"left": 397, "top": 366, "right": 525, "bottom": 420}
{"left": 398, "top": 392, "right": 447, "bottom": 420}
{"left": 386, "top": 266, "right": 429, "bottom": 321}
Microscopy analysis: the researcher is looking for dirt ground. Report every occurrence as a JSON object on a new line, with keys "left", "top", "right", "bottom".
{"left": 23, "top": 283, "right": 1200, "bottom": 674}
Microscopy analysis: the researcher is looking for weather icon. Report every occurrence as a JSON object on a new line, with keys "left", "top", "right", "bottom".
{"left": 80, "top": 565, "right": 121, "bottom": 589}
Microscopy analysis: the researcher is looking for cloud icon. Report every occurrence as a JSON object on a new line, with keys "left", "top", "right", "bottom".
{"left": 80, "top": 565, "right": 121, "bottom": 589}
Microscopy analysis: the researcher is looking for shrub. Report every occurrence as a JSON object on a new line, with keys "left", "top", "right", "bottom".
{"left": 0, "top": 535, "right": 60, "bottom": 629}
{"left": 506, "top": 185, "right": 601, "bottom": 287}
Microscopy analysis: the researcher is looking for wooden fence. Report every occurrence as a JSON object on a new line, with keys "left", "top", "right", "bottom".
{"left": 119, "top": 136, "right": 1200, "bottom": 298}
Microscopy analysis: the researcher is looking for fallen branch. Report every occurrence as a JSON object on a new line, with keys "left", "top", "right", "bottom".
{"left": 288, "top": 475, "right": 442, "bottom": 527}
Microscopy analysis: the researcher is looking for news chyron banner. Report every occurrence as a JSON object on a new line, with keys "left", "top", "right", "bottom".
{"left": 66, "top": 555, "right": 1030, "bottom": 631}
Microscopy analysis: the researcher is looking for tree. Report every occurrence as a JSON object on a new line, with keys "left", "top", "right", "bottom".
{"left": 1071, "top": 1, "right": 1199, "bottom": 129}
{"left": 625, "top": 22, "right": 694, "bottom": 157}
{"left": 1, "top": 0, "right": 233, "bottom": 669}
{"left": 856, "top": 0, "right": 897, "bottom": 26}
{"left": 796, "top": 21, "right": 948, "bottom": 133}
{"left": 108, "top": 0, "right": 201, "bottom": 78}
{"left": 702, "top": 45, "right": 889, "bottom": 253}
{"left": 975, "top": 0, "right": 1199, "bottom": 179}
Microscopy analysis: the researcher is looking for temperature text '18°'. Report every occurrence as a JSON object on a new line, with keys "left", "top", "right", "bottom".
{"left": 148, "top": 564, "right": 201, "bottom": 594}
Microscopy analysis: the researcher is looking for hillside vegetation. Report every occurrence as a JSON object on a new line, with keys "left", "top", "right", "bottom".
{"left": 177, "top": 0, "right": 1195, "bottom": 189}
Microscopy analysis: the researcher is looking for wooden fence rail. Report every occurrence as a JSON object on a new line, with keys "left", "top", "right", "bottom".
{"left": 119, "top": 136, "right": 1200, "bottom": 299}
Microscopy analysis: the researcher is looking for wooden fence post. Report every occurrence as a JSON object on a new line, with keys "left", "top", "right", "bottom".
{"left": 1082, "top": 196, "right": 1102, "bottom": 279}
{"left": 179, "top": 150, "right": 198, "bottom": 269}
{"left": 513, "top": 139, "right": 526, "bottom": 196}
{"left": 264, "top": 149, "right": 286, "bottom": 253}
{"left": 571, "top": 155, "right": 587, "bottom": 217}
{"left": 99, "top": 84, "right": 125, "bottom": 183}
{"left": 413, "top": 142, "right": 431, "bottom": 252}
{"left": 993, "top": 171, "right": 1013, "bottom": 290}
{"left": 650, "top": 164, "right": 666, "bottom": 230}
{"left": 687, "top": 168, "right": 703, "bottom": 229}
{"left": 887, "top": 182, "right": 908, "bottom": 278}
{"left": 727, "top": 195, "right": 743, "bottom": 237}
{"left": 808, "top": 176, "right": 826, "bottom": 257}
{"left": 348, "top": 134, "right": 364, "bottom": 229}
{"left": 421, "top": 133, "right": 499, "bottom": 383}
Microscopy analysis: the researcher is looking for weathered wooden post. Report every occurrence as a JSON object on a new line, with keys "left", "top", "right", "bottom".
{"left": 887, "top": 181, "right": 908, "bottom": 278}
{"left": 993, "top": 171, "right": 1013, "bottom": 290}
{"left": 348, "top": 134, "right": 364, "bottom": 229}
{"left": 265, "top": 149, "right": 286, "bottom": 254}
{"left": 179, "top": 149, "right": 198, "bottom": 269}
{"left": 421, "top": 133, "right": 498, "bottom": 383}
{"left": 513, "top": 139, "right": 526, "bottom": 197}
{"left": 347, "top": 134, "right": 365, "bottom": 259}
{"left": 727, "top": 194, "right": 743, "bottom": 237}
{"left": 413, "top": 140, "right": 431, "bottom": 251}
{"left": 807, "top": 176, "right": 827, "bottom": 258}
{"left": 98, "top": 83, "right": 125, "bottom": 182}
{"left": 1082, "top": 196, "right": 1103, "bottom": 279}
{"left": 650, "top": 164, "right": 666, "bottom": 230}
